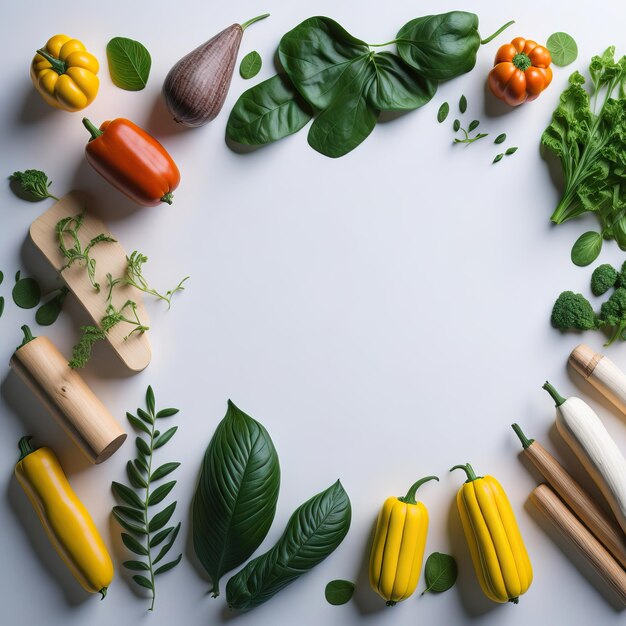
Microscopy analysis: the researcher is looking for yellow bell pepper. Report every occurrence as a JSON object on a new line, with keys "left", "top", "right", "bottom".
{"left": 451, "top": 463, "right": 532, "bottom": 604}
{"left": 15, "top": 436, "right": 114, "bottom": 597}
{"left": 369, "top": 475, "right": 438, "bottom": 605}
{"left": 30, "top": 34, "right": 99, "bottom": 111}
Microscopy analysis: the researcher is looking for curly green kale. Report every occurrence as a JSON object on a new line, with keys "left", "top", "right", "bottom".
{"left": 591, "top": 263, "right": 619, "bottom": 296}
{"left": 9, "top": 169, "right": 59, "bottom": 202}
{"left": 551, "top": 291, "right": 598, "bottom": 331}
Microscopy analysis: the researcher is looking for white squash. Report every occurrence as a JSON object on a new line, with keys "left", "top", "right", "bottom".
{"left": 544, "top": 381, "right": 626, "bottom": 535}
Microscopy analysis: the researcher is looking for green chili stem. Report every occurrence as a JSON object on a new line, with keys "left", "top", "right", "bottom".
{"left": 480, "top": 20, "right": 515, "bottom": 45}
{"left": 511, "top": 423, "right": 535, "bottom": 450}
{"left": 160, "top": 192, "right": 174, "bottom": 205}
{"left": 18, "top": 435, "right": 36, "bottom": 461}
{"left": 18, "top": 325, "right": 36, "bottom": 350}
{"left": 82, "top": 118, "right": 103, "bottom": 141}
{"left": 99, "top": 587, "right": 108, "bottom": 600}
{"left": 398, "top": 475, "right": 439, "bottom": 505}
{"left": 450, "top": 463, "right": 480, "bottom": 482}
{"left": 240, "top": 13, "right": 270, "bottom": 31}
{"left": 543, "top": 381, "right": 566, "bottom": 407}
{"left": 36, "top": 48, "right": 66, "bottom": 74}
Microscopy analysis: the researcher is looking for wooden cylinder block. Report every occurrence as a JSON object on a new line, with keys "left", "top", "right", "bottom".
{"left": 10, "top": 336, "right": 126, "bottom": 464}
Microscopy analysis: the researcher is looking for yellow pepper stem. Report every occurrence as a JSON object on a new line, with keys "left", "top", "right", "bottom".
{"left": 398, "top": 475, "right": 439, "bottom": 505}
{"left": 36, "top": 48, "right": 66, "bottom": 74}
{"left": 18, "top": 435, "right": 37, "bottom": 461}
{"left": 450, "top": 463, "right": 482, "bottom": 482}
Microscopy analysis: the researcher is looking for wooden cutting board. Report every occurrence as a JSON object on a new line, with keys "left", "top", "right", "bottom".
{"left": 30, "top": 191, "right": 152, "bottom": 372}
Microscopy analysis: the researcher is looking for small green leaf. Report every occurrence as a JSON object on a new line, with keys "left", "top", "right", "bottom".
{"left": 154, "top": 522, "right": 181, "bottom": 564}
{"left": 468, "top": 119, "right": 479, "bottom": 132}
{"left": 121, "top": 532, "right": 148, "bottom": 556}
{"left": 0, "top": 296, "right": 4, "bottom": 319}
{"left": 156, "top": 408, "right": 179, "bottom": 418}
{"left": 12, "top": 276, "right": 41, "bottom": 309}
{"left": 453, "top": 119, "right": 461, "bottom": 132}
{"left": 572, "top": 231, "right": 603, "bottom": 266}
{"left": 154, "top": 553, "right": 182, "bottom": 575}
{"left": 132, "top": 574, "right": 154, "bottom": 590}
{"left": 0, "top": 271, "right": 4, "bottom": 285}
{"left": 148, "top": 481, "right": 176, "bottom": 506}
{"left": 146, "top": 386, "right": 156, "bottom": 416}
{"left": 494, "top": 133, "right": 506, "bottom": 144}
{"left": 154, "top": 426, "right": 177, "bottom": 449}
{"left": 493, "top": 153, "right": 504, "bottom": 163}
{"left": 422, "top": 552, "right": 457, "bottom": 594}
{"left": 123, "top": 560, "right": 149, "bottom": 571}
{"left": 137, "top": 408, "right": 153, "bottom": 424}
{"left": 505, "top": 146, "right": 518, "bottom": 155}
{"left": 135, "top": 457, "right": 149, "bottom": 474}
{"left": 136, "top": 436, "right": 151, "bottom": 457}
{"left": 35, "top": 287, "right": 68, "bottom": 326}
{"left": 149, "top": 502, "right": 177, "bottom": 532}
{"left": 325, "top": 579, "right": 355, "bottom": 605}
{"left": 113, "top": 508, "right": 147, "bottom": 535}
{"left": 112, "top": 481, "right": 144, "bottom": 509}
{"left": 151, "top": 462, "right": 180, "bottom": 481}
{"left": 127, "top": 412, "right": 151, "bottom": 435}
{"left": 437, "top": 102, "right": 449, "bottom": 123}
{"left": 127, "top": 460, "right": 148, "bottom": 489}
{"left": 459, "top": 94, "right": 467, "bottom": 113}
{"left": 113, "top": 505, "right": 145, "bottom": 524}
{"left": 240, "top": 51, "right": 262, "bottom": 79}
{"left": 106, "top": 37, "right": 152, "bottom": 90}
{"left": 546, "top": 32, "right": 578, "bottom": 67}
{"left": 150, "top": 526, "right": 174, "bottom": 548}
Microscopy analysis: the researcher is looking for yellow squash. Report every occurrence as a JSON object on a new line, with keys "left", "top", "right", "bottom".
{"left": 15, "top": 436, "right": 113, "bottom": 597}
{"left": 451, "top": 463, "right": 532, "bottom": 604}
{"left": 369, "top": 475, "right": 438, "bottom": 605}
{"left": 30, "top": 34, "right": 99, "bottom": 111}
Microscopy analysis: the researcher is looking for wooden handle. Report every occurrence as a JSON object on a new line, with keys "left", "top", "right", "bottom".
{"left": 10, "top": 336, "right": 127, "bottom": 464}
{"left": 524, "top": 440, "right": 626, "bottom": 569}
{"left": 531, "top": 484, "right": 626, "bottom": 605}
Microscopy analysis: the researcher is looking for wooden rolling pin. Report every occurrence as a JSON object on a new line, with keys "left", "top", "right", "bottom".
{"left": 570, "top": 344, "right": 626, "bottom": 417}
{"left": 10, "top": 326, "right": 126, "bottom": 464}
{"left": 531, "top": 484, "right": 626, "bottom": 605}
{"left": 512, "top": 423, "right": 626, "bottom": 569}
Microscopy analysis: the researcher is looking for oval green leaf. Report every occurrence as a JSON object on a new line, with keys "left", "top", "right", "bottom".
{"left": 154, "top": 553, "right": 182, "bottom": 575}
{"left": 154, "top": 522, "right": 181, "bottom": 564}
{"left": 123, "top": 560, "right": 149, "bottom": 571}
{"left": 495, "top": 133, "right": 507, "bottom": 144}
{"left": 132, "top": 574, "right": 153, "bottom": 590}
{"left": 148, "top": 481, "right": 176, "bottom": 506}
{"left": 12, "top": 277, "right": 41, "bottom": 309}
{"left": 0, "top": 296, "right": 4, "bottom": 319}
{"left": 240, "top": 51, "right": 262, "bottom": 79}
{"left": 112, "top": 481, "right": 144, "bottom": 509}
{"left": 459, "top": 94, "right": 467, "bottom": 113}
{"left": 106, "top": 37, "right": 152, "bottom": 91}
{"left": 571, "top": 231, "right": 603, "bottom": 266}
{"left": 506, "top": 146, "right": 518, "bottom": 155}
{"left": 325, "top": 579, "right": 355, "bottom": 605}
{"left": 547, "top": 32, "right": 578, "bottom": 67}
{"left": 437, "top": 102, "right": 449, "bottom": 123}
{"left": 468, "top": 119, "right": 479, "bottom": 132}
{"left": 493, "top": 153, "right": 504, "bottom": 163}
{"left": 121, "top": 532, "right": 148, "bottom": 556}
{"left": 149, "top": 502, "right": 177, "bottom": 532}
{"left": 35, "top": 287, "right": 68, "bottom": 326}
{"left": 423, "top": 552, "right": 457, "bottom": 594}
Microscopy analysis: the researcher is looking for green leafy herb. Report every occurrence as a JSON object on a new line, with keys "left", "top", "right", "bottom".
{"left": 192, "top": 401, "right": 280, "bottom": 597}
{"left": 325, "top": 579, "right": 355, "bottom": 605}
{"left": 106, "top": 37, "right": 152, "bottom": 91}
{"left": 9, "top": 170, "right": 59, "bottom": 202}
{"left": 571, "top": 231, "right": 603, "bottom": 266}
{"left": 495, "top": 133, "right": 507, "bottom": 144}
{"left": 437, "top": 102, "right": 449, "bottom": 123}
{"left": 35, "top": 286, "right": 69, "bottom": 326}
{"left": 240, "top": 51, "right": 262, "bottom": 79}
{"left": 56, "top": 214, "right": 116, "bottom": 291}
{"left": 422, "top": 552, "right": 457, "bottom": 594}
{"left": 546, "top": 32, "right": 578, "bottom": 67}
{"left": 12, "top": 272, "right": 41, "bottom": 309}
{"left": 454, "top": 120, "right": 487, "bottom": 145}
{"left": 493, "top": 153, "right": 504, "bottom": 163}
{"left": 453, "top": 119, "right": 461, "bottom": 132}
{"left": 226, "top": 480, "right": 351, "bottom": 611}
{"left": 505, "top": 146, "right": 518, "bottom": 155}
{"left": 468, "top": 119, "right": 479, "bottom": 132}
{"left": 112, "top": 386, "right": 181, "bottom": 611}
{"left": 459, "top": 94, "right": 467, "bottom": 113}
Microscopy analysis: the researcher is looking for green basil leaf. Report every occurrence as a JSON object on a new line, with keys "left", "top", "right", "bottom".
{"left": 240, "top": 51, "right": 262, "bottom": 79}
{"left": 366, "top": 52, "right": 436, "bottom": 111}
{"left": 154, "top": 426, "right": 177, "bottom": 449}
{"left": 397, "top": 11, "right": 481, "bottom": 80}
{"left": 12, "top": 276, "right": 41, "bottom": 309}
{"left": 437, "top": 102, "right": 449, "bottom": 123}
{"left": 193, "top": 400, "right": 280, "bottom": 597}
{"left": 113, "top": 508, "right": 147, "bottom": 535}
{"left": 154, "top": 522, "right": 181, "bottom": 564}
{"left": 571, "top": 231, "right": 603, "bottom": 266}
{"left": 325, "top": 579, "right": 355, "bottom": 605}
{"left": 154, "top": 553, "right": 182, "bottom": 575}
{"left": 278, "top": 16, "right": 370, "bottom": 109}
{"left": 132, "top": 574, "right": 153, "bottom": 590}
{"left": 112, "top": 481, "right": 144, "bottom": 509}
{"left": 423, "top": 552, "right": 458, "bottom": 594}
{"left": 122, "top": 532, "right": 148, "bottom": 556}
{"left": 149, "top": 502, "right": 177, "bottom": 532}
{"left": 227, "top": 74, "right": 313, "bottom": 145}
{"left": 106, "top": 37, "right": 152, "bottom": 91}
{"left": 226, "top": 480, "right": 351, "bottom": 611}
{"left": 459, "top": 94, "right": 467, "bottom": 113}
{"left": 151, "top": 462, "right": 180, "bottom": 482}
{"left": 123, "top": 560, "right": 149, "bottom": 571}
{"left": 547, "top": 32, "right": 578, "bottom": 67}
{"left": 148, "top": 481, "right": 176, "bottom": 506}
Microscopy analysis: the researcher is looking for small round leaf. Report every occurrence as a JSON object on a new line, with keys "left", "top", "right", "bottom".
{"left": 546, "top": 32, "right": 578, "bottom": 67}
{"left": 571, "top": 231, "right": 603, "bottom": 266}
{"left": 453, "top": 119, "right": 461, "bottom": 132}
{"left": 325, "top": 579, "right": 355, "bottom": 605}
{"left": 240, "top": 51, "right": 262, "bottom": 79}
{"left": 494, "top": 133, "right": 507, "bottom": 144}
{"left": 423, "top": 552, "right": 457, "bottom": 594}
{"left": 12, "top": 277, "right": 41, "bottom": 309}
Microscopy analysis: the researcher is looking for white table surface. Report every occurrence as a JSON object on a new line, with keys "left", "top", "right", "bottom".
{"left": 2, "top": 0, "right": 626, "bottom": 623}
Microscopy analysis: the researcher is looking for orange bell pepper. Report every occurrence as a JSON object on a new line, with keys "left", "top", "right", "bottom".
{"left": 82, "top": 118, "right": 180, "bottom": 206}
{"left": 488, "top": 37, "right": 552, "bottom": 106}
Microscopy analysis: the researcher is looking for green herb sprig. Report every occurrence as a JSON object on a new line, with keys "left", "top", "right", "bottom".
{"left": 112, "top": 386, "right": 182, "bottom": 611}
{"left": 9, "top": 170, "right": 59, "bottom": 202}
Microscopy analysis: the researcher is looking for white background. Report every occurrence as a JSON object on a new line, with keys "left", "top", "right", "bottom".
{"left": 1, "top": 0, "right": 626, "bottom": 624}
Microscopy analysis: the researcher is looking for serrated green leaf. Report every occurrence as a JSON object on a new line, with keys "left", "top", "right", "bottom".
{"left": 153, "top": 427, "right": 177, "bottom": 449}
{"left": 112, "top": 481, "right": 144, "bottom": 509}
{"left": 437, "top": 102, "right": 449, "bottom": 123}
{"left": 132, "top": 574, "right": 154, "bottom": 590}
{"left": 150, "top": 526, "right": 173, "bottom": 548}
{"left": 546, "top": 32, "right": 578, "bottom": 67}
{"left": 422, "top": 552, "right": 457, "bottom": 594}
{"left": 146, "top": 386, "right": 156, "bottom": 416}
{"left": 137, "top": 408, "right": 153, "bottom": 424}
{"left": 127, "top": 412, "right": 151, "bottom": 435}
{"left": 113, "top": 508, "right": 147, "bottom": 535}
{"left": 151, "top": 462, "right": 180, "bottom": 482}
{"left": 127, "top": 460, "right": 148, "bottom": 489}
{"left": 123, "top": 560, "right": 149, "bottom": 571}
{"left": 148, "top": 481, "right": 176, "bottom": 506}
{"left": 571, "top": 231, "right": 603, "bottom": 266}
{"left": 113, "top": 505, "right": 145, "bottom": 524}
{"left": 122, "top": 532, "right": 148, "bottom": 556}
{"left": 240, "top": 51, "right": 262, "bottom": 79}
{"left": 106, "top": 37, "right": 152, "bottom": 91}
{"left": 136, "top": 436, "right": 151, "bottom": 456}
{"left": 149, "top": 502, "right": 177, "bottom": 532}
{"left": 154, "top": 522, "right": 181, "bottom": 564}
{"left": 325, "top": 579, "right": 355, "bottom": 605}
{"left": 154, "top": 553, "right": 182, "bottom": 575}
{"left": 156, "top": 407, "right": 179, "bottom": 418}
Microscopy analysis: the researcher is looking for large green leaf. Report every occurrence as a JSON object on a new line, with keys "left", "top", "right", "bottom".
{"left": 226, "top": 74, "right": 313, "bottom": 145}
{"left": 226, "top": 480, "right": 351, "bottom": 611}
{"left": 396, "top": 12, "right": 480, "bottom": 81}
{"left": 106, "top": 37, "right": 152, "bottom": 91}
{"left": 192, "top": 401, "right": 280, "bottom": 597}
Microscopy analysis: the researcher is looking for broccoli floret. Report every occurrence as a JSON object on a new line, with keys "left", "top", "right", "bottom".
{"left": 618, "top": 260, "right": 626, "bottom": 288}
{"left": 551, "top": 291, "right": 597, "bottom": 331}
{"left": 599, "top": 287, "right": 626, "bottom": 345}
{"left": 591, "top": 263, "right": 618, "bottom": 296}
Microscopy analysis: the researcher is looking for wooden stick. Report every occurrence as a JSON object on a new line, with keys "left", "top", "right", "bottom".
{"left": 531, "top": 484, "right": 626, "bottom": 605}
{"left": 512, "top": 424, "right": 626, "bottom": 569}
{"left": 10, "top": 332, "right": 126, "bottom": 464}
